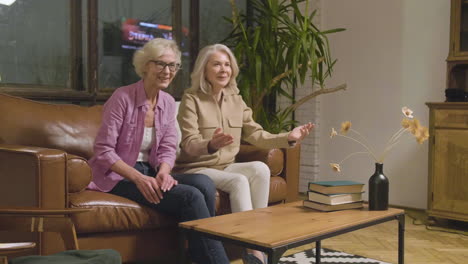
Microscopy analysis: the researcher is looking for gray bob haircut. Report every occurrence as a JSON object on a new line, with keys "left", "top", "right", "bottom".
{"left": 187, "top": 44, "right": 239, "bottom": 94}
{"left": 132, "top": 38, "right": 181, "bottom": 78}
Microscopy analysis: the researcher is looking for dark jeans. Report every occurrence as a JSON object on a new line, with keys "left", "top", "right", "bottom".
{"left": 109, "top": 162, "right": 229, "bottom": 264}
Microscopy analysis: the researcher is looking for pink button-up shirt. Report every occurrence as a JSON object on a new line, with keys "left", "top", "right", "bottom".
{"left": 87, "top": 80, "right": 178, "bottom": 192}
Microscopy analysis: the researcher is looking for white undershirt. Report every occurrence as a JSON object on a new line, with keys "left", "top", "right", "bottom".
{"left": 137, "top": 127, "right": 155, "bottom": 162}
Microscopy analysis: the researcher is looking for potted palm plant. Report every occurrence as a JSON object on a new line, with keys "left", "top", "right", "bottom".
{"left": 224, "top": 0, "right": 346, "bottom": 132}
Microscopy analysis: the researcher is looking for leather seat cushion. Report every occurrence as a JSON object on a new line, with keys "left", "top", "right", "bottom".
{"left": 69, "top": 190, "right": 176, "bottom": 234}
{"left": 70, "top": 180, "right": 287, "bottom": 235}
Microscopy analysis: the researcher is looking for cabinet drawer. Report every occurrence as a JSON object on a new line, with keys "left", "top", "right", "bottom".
{"left": 434, "top": 109, "right": 468, "bottom": 128}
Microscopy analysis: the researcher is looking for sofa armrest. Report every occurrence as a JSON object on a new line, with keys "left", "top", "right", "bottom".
{"left": 236, "top": 143, "right": 301, "bottom": 202}
{"left": 67, "top": 154, "right": 92, "bottom": 193}
{"left": 0, "top": 144, "right": 68, "bottom": 208}
{"left": 284, "top": 144, "right": 301, "bottom": 202}
{"left": 236, "top": 145, "right": 284, "bottom": 176}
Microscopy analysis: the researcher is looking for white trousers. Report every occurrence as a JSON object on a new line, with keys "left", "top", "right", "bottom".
{"left": 196, "top": 161, "right": 270, "bottom": 213}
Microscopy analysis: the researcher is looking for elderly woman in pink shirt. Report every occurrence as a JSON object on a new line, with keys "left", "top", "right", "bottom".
{"left": 87, "top": 38, "right": 229, "bottom": 264}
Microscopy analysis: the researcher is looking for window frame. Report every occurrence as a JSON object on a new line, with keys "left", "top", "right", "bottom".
{"left": 0, "top": 0, "right": 199, "bottom": 103}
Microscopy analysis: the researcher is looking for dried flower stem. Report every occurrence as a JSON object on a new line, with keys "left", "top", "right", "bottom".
{"left": 379, "top": 131, "right": 412, "bottom": 162}
{"left": 329, "top": 107, "right": 429, "bottom": 174}
{"left": 378, "top": 127, "right": 408, "bottom": 162}
{"left": 386, "top": 127, "right": 406, "bottom": 146}
{"left": 339, "top": 151, "right": 373, "bottom": 164}
{"left": 350, "top": 128, "right": 376, "bottom": 155}
{"left": 337, "top": 134, "right": 378, "bottom": 161}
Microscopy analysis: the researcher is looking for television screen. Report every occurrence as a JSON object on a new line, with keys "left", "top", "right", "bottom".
{"left": 103, "top": 18, "right": 188, "bottom": 56}
{"left": 121, "top": 18, "right": 173, "bottom": 50}
{"left": 101, "top": 17, "right": 189, "bottom": 89}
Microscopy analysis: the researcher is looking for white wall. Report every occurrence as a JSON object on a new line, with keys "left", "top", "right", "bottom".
{"left": 318, "top": 0, "right": 449, "bottom": 209}
{"left": 294, "top": 0, "right": 322, "bottom": 193}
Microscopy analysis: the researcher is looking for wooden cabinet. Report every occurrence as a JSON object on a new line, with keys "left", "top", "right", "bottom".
{"left": 449, "top": 0, "right": 468, "bottom": 59}
{"left": 435, "top": 2, "right": 468, "bottom": 221}
{"left": 447, "top": 0, "right": 468, "bottom": 96}
{"left": 426, "top": 102, "right": 468, "bottom": 222}
{"left": 448, "top": 0, "right": 468, "bottom": 58}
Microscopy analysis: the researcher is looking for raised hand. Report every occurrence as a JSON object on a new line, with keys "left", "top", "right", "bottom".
{"left": 208, "top": 128, "right": 234, "bottom": 152}
{"left": 287, "top": 122, "right": 315, "bottom": 142}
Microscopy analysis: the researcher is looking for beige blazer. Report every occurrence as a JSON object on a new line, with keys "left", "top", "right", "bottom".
{"left": 175, "top": 87, "right": 290, "bottom": 173}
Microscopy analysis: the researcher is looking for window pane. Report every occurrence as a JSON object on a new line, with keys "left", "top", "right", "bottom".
{"left": 200, "top": 0, "right": 246, "bottom": 48}
{"left": 0, "top": 0, "right": 70, "bottom": 88}
{"left": 81, "top": 0, "right": 88, "bottom": 92}
{"left": 98, "top": 0, "right": 175, "bottom": 91}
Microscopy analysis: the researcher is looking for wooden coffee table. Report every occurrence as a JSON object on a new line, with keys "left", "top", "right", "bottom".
{"left": 179, "top": 201, "right": 405, "bottom": 264}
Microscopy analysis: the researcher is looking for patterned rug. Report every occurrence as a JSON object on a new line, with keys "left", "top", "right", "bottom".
{"left": 279, "top": 248, "right": 390, "bottom": 264}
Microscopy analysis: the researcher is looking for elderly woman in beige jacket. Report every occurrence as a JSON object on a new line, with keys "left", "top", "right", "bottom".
{"left": 175, "top": 43, "right": 313, "bottom": 264}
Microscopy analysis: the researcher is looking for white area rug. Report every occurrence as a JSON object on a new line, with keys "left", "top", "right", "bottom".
{"left": 279, "top": 248, "right": 391, "bottom": 264}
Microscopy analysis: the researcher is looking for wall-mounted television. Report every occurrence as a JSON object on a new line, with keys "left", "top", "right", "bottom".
{"left": 121, "top": 18, "right": 173, "bottom": 50}
{"left": 103, "top": 18, "right": 187, "bottom": 56}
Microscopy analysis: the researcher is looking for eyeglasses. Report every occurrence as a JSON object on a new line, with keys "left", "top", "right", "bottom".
{"left": 149, "top": 60, "right": 181, "bottom": 72}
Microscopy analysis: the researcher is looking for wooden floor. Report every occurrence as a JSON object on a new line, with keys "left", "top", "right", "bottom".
{"left": 230, "top": 208, "right": 468, "bottom": 264}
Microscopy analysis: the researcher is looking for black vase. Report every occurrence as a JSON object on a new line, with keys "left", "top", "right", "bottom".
{"left": 368, "top": 163, "right": 389, "bottom": 210}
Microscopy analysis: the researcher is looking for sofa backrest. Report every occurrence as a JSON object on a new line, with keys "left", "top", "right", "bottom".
{"left": 0, "top": 93, "right": 102, "bottom": 159}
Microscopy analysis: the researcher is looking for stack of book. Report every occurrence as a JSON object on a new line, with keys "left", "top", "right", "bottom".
{"left": 303, "top": 180, "right": 365, "bottom": 212}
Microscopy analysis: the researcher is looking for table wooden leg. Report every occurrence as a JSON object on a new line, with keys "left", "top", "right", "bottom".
{"left": 41, "top": 217, "right": 79, "bottom": 250}
{"left": 315, "top": 240, "right": 322, "bottom": 264}
{"left": 0, "top": 208, "right": 90, "bottom": 254}
{"left": 0, "top": 256, "right": 7, "bottom": 264}
{"left": 58, "top": 218, "right": 79, "bottom": 251}
{"left": 268, "top": 247, "right": 287, "bottom": 264}
{"left": 398, "top": 214, "right": 405, "bottom": 264}
{"left": 0, "top": 216, "right": 80, "bottom": 251}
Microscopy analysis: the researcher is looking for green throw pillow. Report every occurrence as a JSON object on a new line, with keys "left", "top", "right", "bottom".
{"left": 10, "top": 249, "right": 121, "bottom": 264}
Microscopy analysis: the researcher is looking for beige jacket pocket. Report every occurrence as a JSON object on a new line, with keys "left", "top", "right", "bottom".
{"left": 199, "top": 119, "right": 218, "bottom": 139}
{"left": 227, "top": 118, "right": 242, "bottom": 146}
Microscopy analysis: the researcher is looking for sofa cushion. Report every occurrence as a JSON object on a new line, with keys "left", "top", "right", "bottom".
{"left": 69, "top": 190, "right": 176, "bottom": 234}
{"left": 70, "top": 184, "right": 287, "bottom": 235}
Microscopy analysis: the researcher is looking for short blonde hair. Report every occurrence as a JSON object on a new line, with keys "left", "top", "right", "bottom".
{"left": 187, "top": 44, "right": 239, "bottom": 94}
{"left": 133, "top": 38, "right": 181, "bottom": 78}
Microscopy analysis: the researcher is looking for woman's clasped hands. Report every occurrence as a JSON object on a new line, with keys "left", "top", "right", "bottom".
{"left": 134, "top": 171, "right": 178, "bottom": 204}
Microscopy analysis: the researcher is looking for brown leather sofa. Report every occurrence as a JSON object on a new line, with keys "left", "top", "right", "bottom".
{"left": 0, "top": 93, "right": 300, "bottom": 263}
